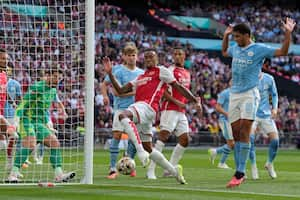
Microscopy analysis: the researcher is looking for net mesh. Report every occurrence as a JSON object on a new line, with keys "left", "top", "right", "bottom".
{"left": 0, "top": 0, "right": 86, "bottom": 184}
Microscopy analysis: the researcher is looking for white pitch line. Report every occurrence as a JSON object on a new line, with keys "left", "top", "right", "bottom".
{"left": 101, "top": 183, "right": 300, "bottom": 198}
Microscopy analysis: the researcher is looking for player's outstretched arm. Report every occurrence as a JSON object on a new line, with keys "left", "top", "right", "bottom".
{"left": 102, "top": 56, "right": 133, "bottom": 94}
{"left": 222, "top": 25, "right": 233, "bottom": 57}
{"left": 170, "top": 81, "right": 202, "bottom": 113}
{"left": 274, "top": 17, "right": 296, "bottom": 56}
{"left": 215, "top": 103, "right": 228, "bottom": 118}
{"left": 163, "top": 90, "right": 185, "bottom": 108}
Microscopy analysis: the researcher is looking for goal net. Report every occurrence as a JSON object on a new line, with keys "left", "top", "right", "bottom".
{"left": 0, "top": 0, "right": 94, "bottom": 184}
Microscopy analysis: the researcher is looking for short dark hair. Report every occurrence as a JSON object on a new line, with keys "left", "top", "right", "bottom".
{"left": 143, "top": 48, "right": 157, "bottom": 54}
{"left": 233, "top": 23, "right": 251, "bottom": 35}
{"left": 173, "top": 47, "right": 185, "bottom": 53}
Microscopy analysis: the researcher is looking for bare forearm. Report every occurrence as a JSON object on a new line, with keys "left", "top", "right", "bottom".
{"left": 163, "top": 91, "right": 185, "bottom": 108}
{"left": 280, "top": 32, "right": 291, "bottom": 55}
{"left": 108, "top": 73, "right": 132, "bottom": 94}
{"left": 215, "top": 104, "right": 228, "bottom": 117}
{"left": 172, "top": 83, "right": 197, "bottom": 103}
{"left": 222, "top": 34, "right": 230, "bottom": 56}
{"left": 108, "top": 73, "right": 123, "bottom": 94}
{"left": 118, "top": 91, "right": 135, "bottom": 97}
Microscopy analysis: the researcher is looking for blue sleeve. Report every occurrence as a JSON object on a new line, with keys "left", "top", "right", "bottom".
{"left": 16, "top": 81, "right": 22, "bottom": 97}
{"left": 227, "top": 45, "right": 234, "bottom": 57}
{"left": 270, "top": 77, "right": 278, "bottom": 110}
{"left": 217, "top": 92, "right": 225, "bottom": 105}
{"left": 259, "top": 44, "right": 276, "bottom": 58}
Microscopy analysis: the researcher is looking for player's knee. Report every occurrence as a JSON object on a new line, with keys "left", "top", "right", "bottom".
{"left": 158, "top": 130, "right": 170, "bottom": 143}
{"left": 142, "top": 142, "right": 152, "bottom": 153}
{"left": 118, "top": 110, "right": 133, "bottom": 121}
{"left": 178, "top": 133, "right": 189, "bottom": 147}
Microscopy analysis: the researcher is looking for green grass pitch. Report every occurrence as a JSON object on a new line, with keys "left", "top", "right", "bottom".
{"left": 0, "top": 148, "right": 299, "bottom": 200}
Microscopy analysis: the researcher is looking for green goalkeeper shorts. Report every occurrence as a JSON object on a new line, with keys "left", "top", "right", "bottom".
{"left": 18, "top": 117, "right": 52, "bottom": 142}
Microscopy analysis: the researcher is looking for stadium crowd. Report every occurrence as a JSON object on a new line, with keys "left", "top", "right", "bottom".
{"left": 178, "top": 1, "right": 300, "bottom": 44}
{"left": 0, "top": 2, "right": 299, "bottom": 144}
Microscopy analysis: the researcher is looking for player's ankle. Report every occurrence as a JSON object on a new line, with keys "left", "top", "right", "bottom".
{"left": 234, "top": 171, "right": 245, "bottom": 179}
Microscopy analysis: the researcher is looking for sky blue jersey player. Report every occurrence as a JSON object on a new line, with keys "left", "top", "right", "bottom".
{"left": 222, "top": 18, "right": 296, "bottom": 188}
{"left": 5, "top": 78, "right": 22, "bottom": 120}
{"left": 4, "top": 78, "right": 22, "bottom": 170}
{"left": 209, "top": 87, "right": 235, "bottom": 169}
{"left": 101, "top": 44, "right": 144, "bottom": 179}
{"left": 249, "top": 72, "right": 279, "bottom": 179}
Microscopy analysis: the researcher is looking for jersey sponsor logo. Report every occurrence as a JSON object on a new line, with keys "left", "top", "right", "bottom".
{"left": 148, "top": 71, "right": 155, "bottom": 76}
{"left": 232, "top": 58, "right": 253, "bottom": 67}
{"left": 136, "top": 77, "right": 152, "bottom": 86}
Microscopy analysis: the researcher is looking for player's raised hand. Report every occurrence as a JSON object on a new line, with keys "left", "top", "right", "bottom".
{"left": 282, "top": 17, "right": 296, "bottom": 33}
{"left": 102, "top": 56, "right": 112, "bottom": 74}
{"left": 224, "top": 24, "right": 233, "bottom": 36}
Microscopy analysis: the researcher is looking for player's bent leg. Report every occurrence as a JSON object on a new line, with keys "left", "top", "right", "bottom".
{"left": 44, "top": 134, "right": 76, "bottom": 182}
{"left": 218, "top": 140, "right": 234, "bottom": 169}
{"left": 119, "top": 111, "right": 149, "bottom": 167}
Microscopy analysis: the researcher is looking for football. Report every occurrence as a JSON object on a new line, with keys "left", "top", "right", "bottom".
{"left": 116, "top": 157, "right": 136, "bottom": 175}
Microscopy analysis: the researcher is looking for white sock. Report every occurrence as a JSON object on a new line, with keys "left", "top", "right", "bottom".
{"left": 0, "top": 139, "right": 7, "bottom": 150}
{"left": 169, "top": 143, "right": 186, "bottom": 166}
{"left": 148, "top": 140, "right": 165, "bottom": 171}
{"left": 120, "top": 118, "right": 144, "bottom": 152}
{"left": 149, "top": 149, "right": 176, "bottom": 175}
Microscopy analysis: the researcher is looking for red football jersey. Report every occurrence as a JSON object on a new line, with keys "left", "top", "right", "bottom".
{"left": 130, "top": 66, "right": 175, "bottom": 113}
{"left": 161, "top": 66, "right": 191, "bottom": 113}
{"left": 0, "top": 72, "right": 7, "bottom": 115}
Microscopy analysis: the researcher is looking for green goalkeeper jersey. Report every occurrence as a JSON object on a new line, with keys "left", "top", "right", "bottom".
{"left": 16, "top": 80, "right": 57, "bottom": 123}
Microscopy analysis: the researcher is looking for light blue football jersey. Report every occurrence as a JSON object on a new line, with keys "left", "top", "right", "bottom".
{"left": 105, "top": 64, "right": 144, "bottom": 110}
{"left": 256, "top": 73, "right": 278, "bottom": 119}
{"left": 4, "top": 78, "right": 22, "bottom": 118}
{"left": 217, "top": 88, "right": 230, "bottom": 121}
{"left": 227, "top": 43, "right": 276, "bottom": 93}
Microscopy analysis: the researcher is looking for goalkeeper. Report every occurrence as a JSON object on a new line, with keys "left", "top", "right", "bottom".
{"left": 7, "top": 67, "right": 75, "bottom": 183}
